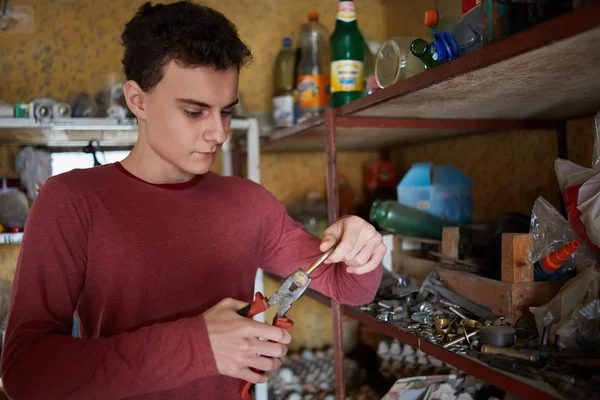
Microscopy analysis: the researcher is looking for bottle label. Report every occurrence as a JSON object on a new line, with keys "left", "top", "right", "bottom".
{"left": 272, "top": 94, "right": 295, "bottom": 128}
{"left": 337, "top": 1, "right": 356, "bottom": 22}
{"left": 297, "top": 75, "right": 329, "bottom": 109}
{"left": 331, "top": 60, "right": 364, "bottom": 93}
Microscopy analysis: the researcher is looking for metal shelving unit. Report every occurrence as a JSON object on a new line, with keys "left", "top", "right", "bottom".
{"left": 261, "top": 4, "right": 600, "bottom": 399}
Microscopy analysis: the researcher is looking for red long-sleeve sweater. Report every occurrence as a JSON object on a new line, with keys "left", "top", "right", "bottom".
{"left": 1, "top": 163, "right": 381, "bottom": 400}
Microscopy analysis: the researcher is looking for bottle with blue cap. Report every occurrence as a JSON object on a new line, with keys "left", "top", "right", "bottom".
{"left": 409, "top": 32, "right": 460, "bottom": 70}
{"left": 273, "top": 37, "right": 296, "bottom": 128}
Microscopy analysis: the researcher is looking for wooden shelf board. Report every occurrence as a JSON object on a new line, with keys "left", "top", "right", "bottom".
{"left": 260, "top": 5, "right": 600, "bottom": 152}
{"left": 342, "top": 305, "right": 561, "bottom": 400}
{"left": 261, "top": 123, "right": 548, "bottom": 152}
{"left": 342, "top": 4, "right": 600, "bottom": 120}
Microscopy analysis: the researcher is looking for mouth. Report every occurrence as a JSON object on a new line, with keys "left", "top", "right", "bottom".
{"left": 193, "top": 150, "right": 217, "bottom": 158}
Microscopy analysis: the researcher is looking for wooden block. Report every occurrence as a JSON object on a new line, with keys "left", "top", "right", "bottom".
{"left": 510, "top": 280, "right": 565, "bottom": 320}
{"left": 441, "top": 227, "right": 460, "bottom": 259}
{"left": 501, "top": 233, "right": 533, "bottom": 283}
{"left": 438, "top": 267, "right": 512, "bottom": 318}
{"left": 438, "top": 266, "right": 566, "bottom": 321}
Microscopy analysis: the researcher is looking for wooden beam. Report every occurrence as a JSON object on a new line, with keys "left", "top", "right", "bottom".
{"left": 441, "top": 227, "right": 460, "bottom": 259}
{"left": 501, "top": 233, "right": 533, "bottom": 283}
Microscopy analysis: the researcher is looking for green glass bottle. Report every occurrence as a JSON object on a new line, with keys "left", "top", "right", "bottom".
{"left": 410, "top": 38, "right": 445, "bottom": 69}
{"left": 330, "top": 0, "right": 365, "bottom": 107}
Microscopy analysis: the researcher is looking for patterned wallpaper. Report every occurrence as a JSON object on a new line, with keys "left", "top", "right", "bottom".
{"left": 0, "top": 0, "right": 389, "bottom": 112}
{"left": 389, "top": 118, "right": 596, "bottom": 222}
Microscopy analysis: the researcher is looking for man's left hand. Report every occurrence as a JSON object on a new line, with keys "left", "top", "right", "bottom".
{"left": 319, "top": 216, "right": 386, "bottom": 275}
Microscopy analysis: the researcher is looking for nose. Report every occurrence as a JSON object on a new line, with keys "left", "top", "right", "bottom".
{"left": 204, "top": 112, "right": 228, "bottom": 145}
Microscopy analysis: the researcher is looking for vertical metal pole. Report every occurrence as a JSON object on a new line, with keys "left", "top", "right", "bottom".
{"left": 246, "top": 118, "right": 267, "bottom": 400}
{"left": 325, "top": 108, "right": 345, "bottom": 400}
{"left": 221, "top": 134, "right": 233, "bottom": 177}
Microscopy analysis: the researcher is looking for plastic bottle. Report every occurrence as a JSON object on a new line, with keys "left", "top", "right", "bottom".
{"left": 424, "top": 0, "right": 462, "bottom": 39}
{"left": 424, "top": 9, "right": 461, "bottom": 39}
{"left": 533, "top": 240, "right": 580, "bottom": 281}
{"left": 410, "top": 32, "right": 460, "bottom": 69}
{"left": 297, "top": 11, "right": 330, "bottom": 121}
{"left": 330, "top": 0, "right": 365, "bottom": 107}
{"left": 272, "top": 37, "right": 296, "bottom": 128}
{"left": 369, "top": 199, "right": 462, "bottom": 240}
{"left": 451, "top": 4, "right": 483, "bottom": 56}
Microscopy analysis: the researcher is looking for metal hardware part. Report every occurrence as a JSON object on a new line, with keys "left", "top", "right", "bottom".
{"left": 306, "top": 246, "right": 336, "bottom": 275}
{"left": 443, "top": 330, "right": 479, "bottom": 348}
{"left": 435, "top": 318, "right": 452, "bottom": 334}
{"left": 479, "top": 325, "right": 517, "bottom": 348}
{"left": 481, "top": 344, "right": 539, "bottom": 362}
{"left": 460, "top": 318, "right": 483, "bottom": 329}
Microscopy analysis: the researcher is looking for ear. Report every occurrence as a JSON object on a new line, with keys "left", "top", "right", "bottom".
{"left": 123, "top": 80, "right": 147, "bottom": 120}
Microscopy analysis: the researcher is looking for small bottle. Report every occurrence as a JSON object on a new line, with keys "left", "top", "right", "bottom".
{"left": 410, "top": 32, "right": 460, "bottom": 69}
{"left": 272, "top": 37, "right": 296, "bottom": 128}
{"left": 533, "top": 240, "right": 580, "bottom": 281}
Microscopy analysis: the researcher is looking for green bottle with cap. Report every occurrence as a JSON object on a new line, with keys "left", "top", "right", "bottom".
{"left": 329, "top": 0, "right": 365, "bottom": 107}
{"left": 370, "top": 199, "right": 461, "bottom": 240}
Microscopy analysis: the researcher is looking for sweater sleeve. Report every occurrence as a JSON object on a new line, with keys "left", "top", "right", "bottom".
{"left": 1, "top": 177, "right": 219, "bottom": 400}
{"left": 259, "top": 189, "right": 382, "bottom": 306}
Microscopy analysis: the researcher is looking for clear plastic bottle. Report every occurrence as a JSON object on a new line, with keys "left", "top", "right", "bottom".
{"left": 424, "top": 0, "right": 462, "bottom": 39}
{"left": 297, "top": 11, "right": 330, "bottom": 121}
{"left": 272, "top": 37, "right": 296, "bottom": 128}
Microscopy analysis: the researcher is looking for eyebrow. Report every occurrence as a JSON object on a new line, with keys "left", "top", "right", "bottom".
{"left": 176, "top": 98, "right": 239, "bottom": 109}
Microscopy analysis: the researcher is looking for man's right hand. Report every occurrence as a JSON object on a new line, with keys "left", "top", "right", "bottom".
{"left": 203, "top": 298, "right": 291, "bottom": 384}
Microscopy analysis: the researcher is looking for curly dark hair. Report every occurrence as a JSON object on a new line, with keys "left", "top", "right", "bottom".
{"left": 121, "top": 1, "right": 252, "bottom": 91}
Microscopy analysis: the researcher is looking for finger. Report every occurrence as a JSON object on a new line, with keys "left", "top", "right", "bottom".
{"left": 239, "top": 368, "right": 268, "bottom": 384}
{"left": 319, "top": 234, "right": 337, "bottom": 252}
{"left": 346, "top": 235, "right": 380, "bottom": 268}
{"left": 222, "top": 297, "right": 251, "bottom": 311}
{"left": 247, "top": 354, "right": 282, "bottom": 372}
{"left": 249, "top": 321, "right": 292, "bottom": 344}
{"left": 347, "top": 243, "right": 386, "bottom": 275}
{"left": 343, "top": 227, "right": 378, "bottom": 264}
{"left": 325, "top": 237, "right": 356, "bottom": 264}
{"left": 251, "top": 338, "right": 288, "bottom": 358}
{"left": 320, "top": 224, "right": 342, "bottom": 257}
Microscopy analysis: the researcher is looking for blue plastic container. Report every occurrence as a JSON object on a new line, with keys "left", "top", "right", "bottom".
{"left": 397, "top": 162, "right": 473, "bottom": 223}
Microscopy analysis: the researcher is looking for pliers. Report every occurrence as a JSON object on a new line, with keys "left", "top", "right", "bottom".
{"left": 237, "top": 245, "right": 336, "bottom": 400}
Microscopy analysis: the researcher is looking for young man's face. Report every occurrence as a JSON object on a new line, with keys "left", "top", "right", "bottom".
{"left": 141, "top": 61, "right": 239, "bottom": 177}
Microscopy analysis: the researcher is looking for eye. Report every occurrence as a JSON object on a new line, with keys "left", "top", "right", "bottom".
{"left": 184, "top": 109, "right": 205, "bottom": 118}
{"left": 221, "top": 110, "right": 233, "bottom": 117}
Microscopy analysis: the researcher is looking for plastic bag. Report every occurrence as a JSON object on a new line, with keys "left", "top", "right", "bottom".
{"left": 528, "top": 196, "right": 599, "bottom": 267}
{"left": 530, "top": 267, "right": 600, "bottom": 349}
{"left": 14, "top": 146, "right": 52, "bottom": 202}
{"left": 555, "top": 112, "right": 600, "bottom": 251}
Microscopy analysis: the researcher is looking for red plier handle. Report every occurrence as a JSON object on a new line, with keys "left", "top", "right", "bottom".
{"left": 237, "top": 293, "right": 294, "bottom": 400}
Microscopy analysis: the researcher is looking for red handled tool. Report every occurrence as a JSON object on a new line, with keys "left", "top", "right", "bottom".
{"left": 237, "top": 246, "right": 336, "bottom": 400}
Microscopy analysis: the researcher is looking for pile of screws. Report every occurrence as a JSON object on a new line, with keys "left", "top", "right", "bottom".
{"left": 358, "top": 271, "right": 514, "bottom": 355}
